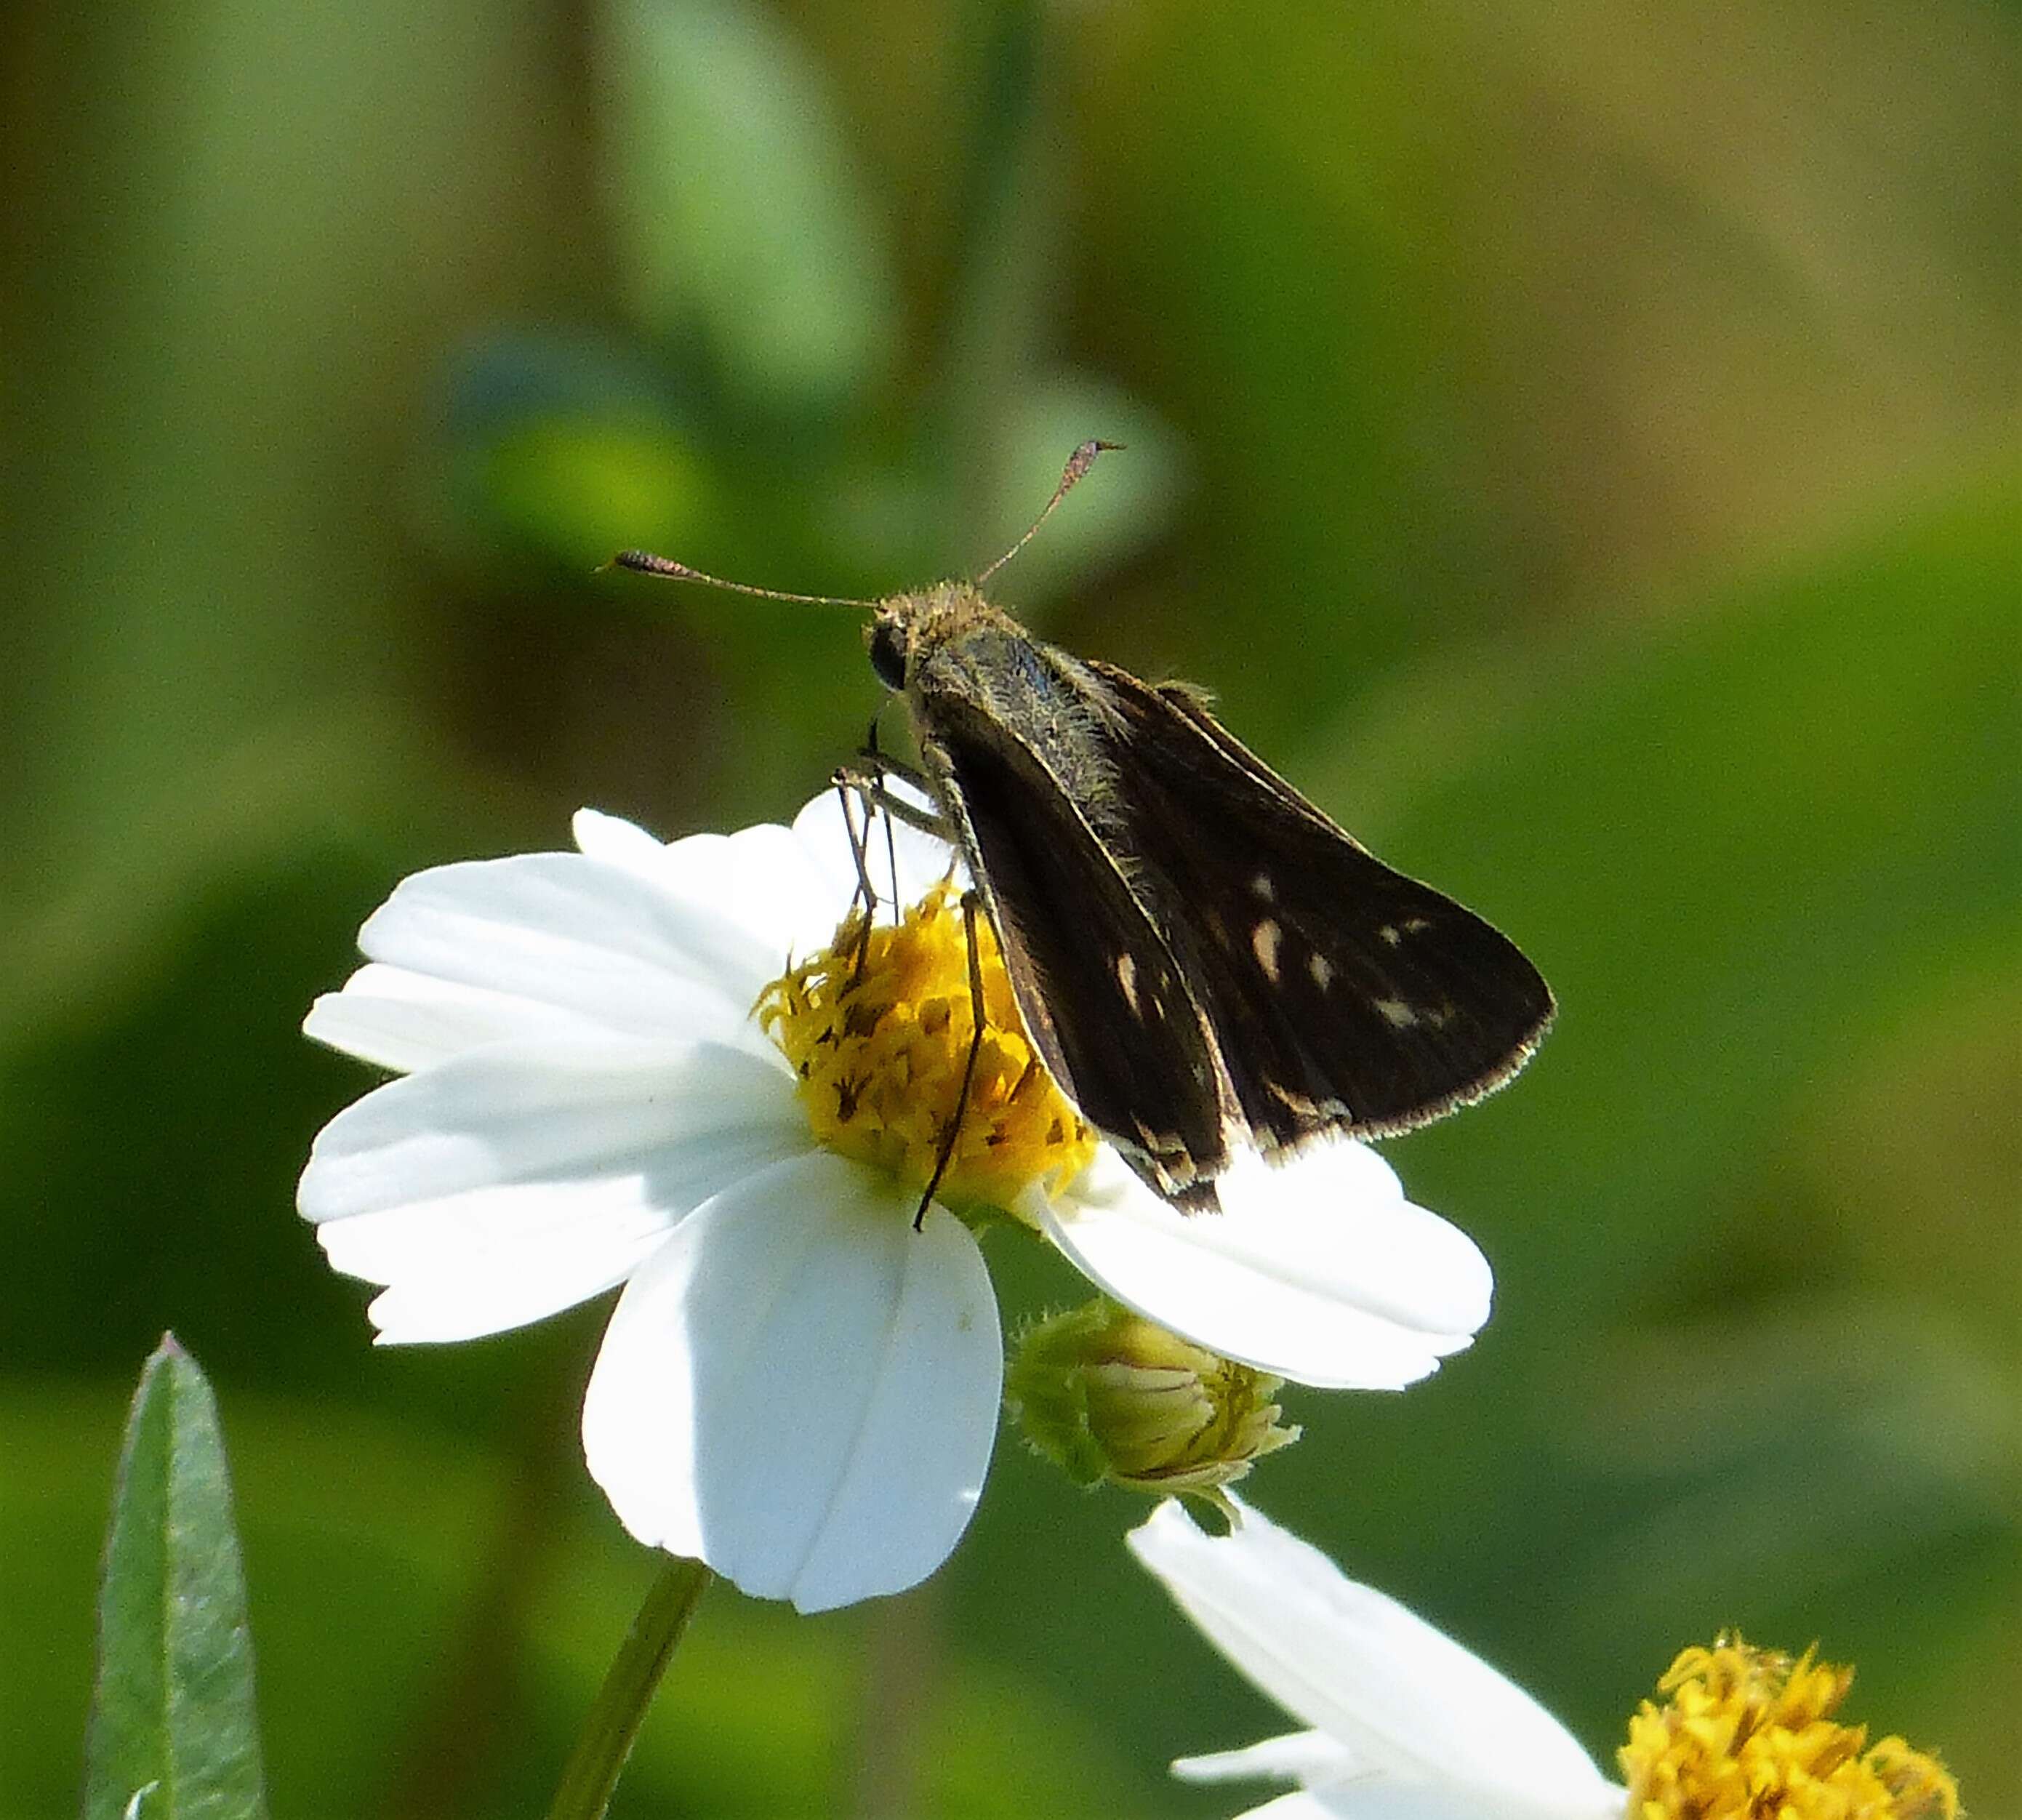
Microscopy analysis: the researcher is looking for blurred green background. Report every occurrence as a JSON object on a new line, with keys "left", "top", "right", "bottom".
{"left": 2, "top": 0, "right": 2015, "bottom": 1814}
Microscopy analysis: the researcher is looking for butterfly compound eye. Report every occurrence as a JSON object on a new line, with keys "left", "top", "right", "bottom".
{"left": 867, "top": 615, "right": 908, "bottom": 690}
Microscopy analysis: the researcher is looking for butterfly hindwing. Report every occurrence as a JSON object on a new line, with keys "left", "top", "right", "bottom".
{"left": 1083, "top": 660, "right": 1555, "bottom": 1151}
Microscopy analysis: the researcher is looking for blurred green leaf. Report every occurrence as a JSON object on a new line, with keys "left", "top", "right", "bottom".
{"left": 83, "top": 1338, "right": 268, "bottom": 1820}
{"left": 600, "top": 0, "right": 899, "bottom": 410}
{"left": 437, "top": 332, "right": 721, "bottom": 574}
{"left": 462, "top": 420, "right": 716, "bottom": 575}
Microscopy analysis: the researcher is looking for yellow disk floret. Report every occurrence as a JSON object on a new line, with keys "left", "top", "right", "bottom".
{"left": 1619, "top": 1635, "right": 1959, "bottom": 1820}
{"left": 756, "top": 883, "right": 1096, "bottom": 1220}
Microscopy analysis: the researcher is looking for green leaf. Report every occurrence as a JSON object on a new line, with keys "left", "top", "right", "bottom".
{"left": 600, "top": 0, "right": 898, "bottom": 410}
{"left": 83, "top": 1337, "right": 268, "bottom": 1820}
{"left": 437, "top": 330, "right": 722, "bottom": 574}
{"left": 460, "top": 417, "right": 718, "bottom": 575}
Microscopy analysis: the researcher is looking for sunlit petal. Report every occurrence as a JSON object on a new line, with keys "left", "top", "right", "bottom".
{"left": 337, "top": 1176, "right": 689, "bottom": 1343}
{"left": 357, "top": 851, "right": 776, "bottom": 1043}
{"left": 1042, "top": 1146, "right": 1490, "bottom": 1390}
{"left": 569, "top": 807, "right": 681, "bottom": 872}
{"left": 300, "top": 1038, "right": 798, "bottom": 1224}
{"left": 302, "top": 1039, "right": 806, "bottom": 1340}
{"left": 581, "top": 1150, "right": 1001, "bottom": 1613}
{"left": 790, "top": 780, "right": 960, "bottom": 908}
{"left": 1131, "top": 1500, "right": 1618, "bottom": 1812}
{"left": 1239, "top": 1789, "right": 1582, "bottom": 1820}
{"left": 1172, "top": 1731, "right": 1361, "bottom": 1787}
{"left": 304, "top": 962, "right": 613, "bottom": 1073}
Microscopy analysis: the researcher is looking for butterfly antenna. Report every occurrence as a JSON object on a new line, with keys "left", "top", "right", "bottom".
{"left": 974, "top": 439, "right": 1123, "bottom": 586}
{"left": 604, "top": 549, "right": 872, "bottom": 609}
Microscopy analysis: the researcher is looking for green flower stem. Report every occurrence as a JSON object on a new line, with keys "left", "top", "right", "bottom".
{"left": 544, "top": 1555, "right": 713, "bottom": 1820}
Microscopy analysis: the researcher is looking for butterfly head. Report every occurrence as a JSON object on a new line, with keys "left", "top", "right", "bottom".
{"left": 866, "top": 582, "right": 998, "bottom": 691}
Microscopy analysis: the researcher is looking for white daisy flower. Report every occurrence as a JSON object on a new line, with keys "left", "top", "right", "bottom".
{"left": 1128, "top": 1498, "right": 1959, "bottom": 1820}
{"left": 299, "top": 795, "right": 1493, "bottom": 1613}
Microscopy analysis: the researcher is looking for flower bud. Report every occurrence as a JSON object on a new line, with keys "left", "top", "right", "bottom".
{"left": 1005, "top": 1300, "right": 1299, "bottom": 1514}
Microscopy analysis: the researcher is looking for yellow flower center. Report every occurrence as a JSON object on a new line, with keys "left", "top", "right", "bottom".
{"left": 755, "top": 883, "right": 1096, "bottom": 1220}
{"left": 1618, "top": 1636, "right": 1959, "bottom": 1820}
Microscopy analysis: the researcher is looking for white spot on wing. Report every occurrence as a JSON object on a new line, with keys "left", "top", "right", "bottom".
{"left": 1267, "top": 1080, "right": 1324, "bottom": 1114}
{"left": 1374, "top": 997, "right": 1419, "bottom": 1029}
{"left": 1249, "top": 872, "right": 1276, "bottom": 902}
{"left": 1309, "top": 953, "right": 1333, "bottom": 990}
{"left": 1116, "top": 952, "right": 1142, "bottom": 1018}
{"left": 1251, "top": 919, "right": 1283, "bottom": 982}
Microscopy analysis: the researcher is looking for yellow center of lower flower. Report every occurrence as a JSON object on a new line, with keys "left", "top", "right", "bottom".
{"left": 756, "top": 883, "right": 1096, "bottom": 1219}
{"left": 1618, "top": 1637, "right": 1959, "bottom": 1820}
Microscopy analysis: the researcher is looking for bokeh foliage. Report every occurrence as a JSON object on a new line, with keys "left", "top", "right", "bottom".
{"left": 2, "top": 0, "right": 2015, "bottom": 1814}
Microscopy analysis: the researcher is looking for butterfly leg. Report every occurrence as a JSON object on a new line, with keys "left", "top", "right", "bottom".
{"left": 853, "top": 725, "right": 936, "bottom": 801}
{"left": 862, "top": 721, "right": 904, "bottom": 918}
{"left": 830, "top": 771, "right": 883, "bottom": 980}
{"left": 835, "top": 757, "right": 951, "bottom": 841}
{"left": 913, "top": 889, "right": 988, "bottom": 1232}
{"left": 832, "top": 755, "right": 960, "bottom": 944}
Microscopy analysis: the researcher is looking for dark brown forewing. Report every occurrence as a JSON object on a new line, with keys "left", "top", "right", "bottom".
{"left": 914, "top": 690, "right": 1237, "bottom": 1200}
{"left": 1086, "top": 660, "right": 1554, "bottom": 1151}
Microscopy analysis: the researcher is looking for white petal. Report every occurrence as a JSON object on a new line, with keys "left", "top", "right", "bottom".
{"left": 1214, "top": 1794, "right": 1357, "bottom": 1820}
{"left": 305, "top": 963, "right": 613, "bottom": 1073}
{"left": 358, "top": 851, "right": 777, "bottom": 1043}
{"left": 630, "top": 817, "right": 858, "bottom": 955}
{"left": 1195, "top": 1794, "right": 1335, "bottom": 1820}
{"left": 1042, "top": 1145, "right": 1491, "bottom": 1390}
{"left": 570, "top": 807, "right": 677, "bottom": 871}
{"left": 574, "top": 795, "right": 960, "bottom": 954}
{"left": 300, "top": 1041, "right": 807, "bottom": 1341}
{"left": 339, "top": 1176, "right": 691, "bottom": 1344}
{"left": 790, "top": 783, "right": 961, "bottom": 909}
{"left": 1246, "top": 1787, "right": 1610, "bottom": 1820}
{"left": 299, "top": 1038, "right": 797, "bottom": 1223}
{"left": 1129, "top": 1500, "right": 1620, "bottom": 1813}
{"left": 581, "top": 1150, "right": 1001, "bottom": 1613}
{"left": 1173, "top": 1730, "right": 1361, "bottom": 1787}
{"left": 1178, "top": 1756, "right": 1612, "bottom": 1820}
{"left": 1237, "top": 1789, "right": 1587, "bottom": 1820}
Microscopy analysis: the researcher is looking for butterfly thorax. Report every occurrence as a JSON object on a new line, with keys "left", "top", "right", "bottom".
{"left": 878, "top": 587, "right": 1125, "bottom": 817}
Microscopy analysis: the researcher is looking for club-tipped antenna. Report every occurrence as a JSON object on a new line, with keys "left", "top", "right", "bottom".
{"left": 974, "top": 439, "right": 1123, "bottom": 587}
{"left": 604, "top": 548, "right": 873, "bottom": 609}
